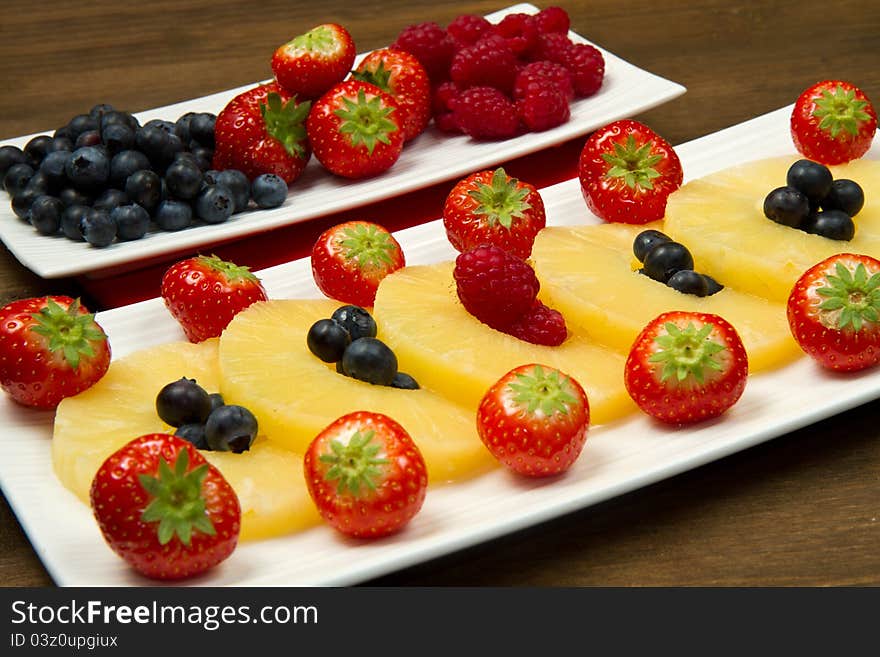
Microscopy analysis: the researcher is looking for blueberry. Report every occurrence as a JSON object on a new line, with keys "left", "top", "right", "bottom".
{"left": 24, "top": 135, "right": 54, "bottom": 166}
{"left": 164, "top": 159, "right": 203, "bottom": 200}
{"left": 29, "top": 196, "right": 64, "bottom": 235}
{"left": 801, "top": 209, "right": 855, "bottom": 241}
{"left": 174, "top": 423, "right": 208, "bottom": 450}
{"left": 53, "top": 126, "right": 75, "bottom": 142}
{"left": 92, "top": 188, "right": 129, "bottom": 213}
{"left": 89, "top": 103, "right": 115, "bottom": 119}
{"left": 111, "top": 203, "right": 150, "bottom": 241}
{"left": 205, "top": 404, "right": 258, "bottom": 453}
{"left": 101, "top": 122, "right": 136, "bottom": 155}
{"left": 786, "top": 159, "right": 833, "bottom": 204}
{"left": 307, "top": 318, "right": 351, "bottom": 362}
{"left": 100, "top": 110, "right": 140, "bottom": 133}
{"left": 58, "top": 187, "right": 93, "bottom": 208}
{"left": 195, "top": 185, "right": 234, "bottom": 223}
{"left": 109, "top": 150, "right": 151, "bottom": 188}
{"left": 39, "top": 150, "right": 71, "bottom": 187}
{"left": 24, "top": 171, "right": 52, "bottom": 196}
{"left": 390, "top": 372, "right": 420, "bottom": 389}
{"left": 702, "top": 273, "right": 724, "bottom": 296}
{"left": 821, "top": 179, "right": 864, "bottom": 217}
{"left": 189, "top": 112, "right": 216, "bottom": 148}
{"left": 341, "top": 337, "right": 398, "bottom": 385}
{"left": 642, "top": 241, "right": 694, "bottom": 283}
{"left": 136, "top": 125, "right": 183, "bottom": 169}
{"left": 208, "top": 393, "right": 225, "bottom": 412}
{"left": 251, "top": 173, "right": 288, "bottom": 209}
{"left": 330, "top": 305, "right": 377, "bottom": 341}
{"left": 201, "top": 169, "right": 222, "bottom": 187}
{"left": 633, "top": 229, "right": 671, "bottom": 263}
{"left": 216, "top": 169, "right": 250, "bottom": 212}
{"left": 74, "top": 130, "right": 102, "bottom": 149}
{"left": 81, "top": 208, "right": 117, "bottom": 247}
{"left": 0, "top": 145, "right": 29, "bottom": 187}
{"left": 49, "top": 136, "right": 74, "bottom": 153}
{"left": 11, "top": 187, "right": 41, "bottom": 220}
{"left": 190, "top": 145, "right": 214, "bottom": 172}
{"left": 154, "top": 199, "right": 193, "bottom": 231}
{"left": 763, "top": 186, "right": 810, "bottom": 228}
{"left": 174, "top": 112, "right": 198, "bottom": 143}
{"left": 65, "top": 146, "right": 110, "bottom": 191}
{"left": 156, "top": 377, "right": 212, "bottom": 427}
{"left": 124, "top": 169, "right": 162, "bottom": 214}
{"left": 143, "top": 118, "right": 177, "bottom": 135}
{"left": 61, "top": 205, "right": 89, "bottom": 241}
{"left": 667, "top": 269, "right": 709, "bottom": 297}
{"left": 4, "top": 162, "right": 35, "bottom": 195}
{"left": 66, "top": 114, "right": 98, "bottom": 140}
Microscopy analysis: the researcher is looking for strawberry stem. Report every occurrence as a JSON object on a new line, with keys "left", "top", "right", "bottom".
{"left": 600, "top": 135, "right": 664, "bottom": 190}
{"left": 259, "top": 92, "right": 310, "bottom": 159}
{"left": 506, "top": 365, "right": 578, "bottom": 417}
{"left": 649, "top": 322, "right": 726, "bottom": 384}
{"left": 813, "top": 85, "right": 873, "bottom": 138}
{"left": 467, "top": 168, "right": 532, "bottom": 229}
{"left": 28, "top": 298, "right": 106, "bottom": 371}
{"left": 337, "top": 223, "right": 398, "bottom": 269}
{"left": 333, "top": 87, "right": 398, "bottom": 154}
{"left": 319, "top": 429, "right": 389, "bottom": 496}
{"left": 197, "top": 254, "right": 260, "bottom": 284}
{"left": 816, "top": 261, "right": 880, "bottom": 331}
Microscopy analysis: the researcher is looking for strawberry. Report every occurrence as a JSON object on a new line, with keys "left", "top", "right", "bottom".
{"left": 477, "top": 364, "right": 589, "bottom": 476}
{"left": 0, "top": 296, "right": 110, "bottom": 409}
{"left": 443, "top": 167, "right": 546, "bottom": 258}
{"left": 212, "top": 82, "right": 311, "bottom": 183}
{"left": 624, "top": 311, "right": 749, "bottom": 425}
{"left": 790, "top": 80, "right": 878, "bottom": 165}
{"left": 271, "top": 23, "right": 356, "bottom": 100}
{"left": 787, "top": 253, "right": 880, "bottom": 372}
{"left": 161, "top": 254, "right": 268, "bottom": 343}
{"left": 578, "top": 119, "right": 683, "bottom": 224}
{"left": 303, "top": 411, "right": 428, "bottom": 538}
{"left": 351, "top": 48, "right": 432, "bottom": 143}
{"left": 306, "top": 80, "right": 405, "bottom": 179}
{"left": 90, "top": 433, "right": 240, "bottom": 580}
{"left": 311, "top": 220, "right": 405, "bottom": 307}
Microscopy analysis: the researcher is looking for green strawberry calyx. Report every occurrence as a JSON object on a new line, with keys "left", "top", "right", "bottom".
{"left": 290, "top": 24, "right": 341, "bottom": 56}
{"left": 320, "top": 429, "right": 390, "bottom": 496}
{"left": 507, "top": 365, "right": 578, "bottom": 417}
{"left": 813, "top": 85, "right": 873, "bottom": 138}
{"left": 816, "top": 261, "right": 880, "bottom": 331}
{"left": 138, "top": 449, "right": 216, "bottom": 546}
{"left": 601, "top": 135, "right": 664, "bottom": 190}
{"left": 197, "top": 254, "right": 260, "bottom": 285}
{"left": 337, "top": 223, "right": 399, "bottom": 271}
{"left": 260, "top": 92, "right": 311, "bottom": 159}
{"left": 29, "top": 298, "right": 105, "bottom": 371}
{"left": 467, "top": 168, "right": 532, "bottom": 230}
{"left": 650, "top": 322, "right": 726, "bottom": 385}
{"left": 333, "top": 87, "right": 398, "bottom": 154}
{"left": 351, "top": 62, "right": 394, "bottom": 95}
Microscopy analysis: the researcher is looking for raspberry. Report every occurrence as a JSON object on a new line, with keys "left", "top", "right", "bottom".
{"left": 453, "top": 86, "right": 520, "bottom": 140}
{"left": 494, "top": 13, "right": 540, "bottom": 58}
{"left": 450, "top": 35, "right": 519, "bottom": 94}
{"left": 530, "top": 32, "right": 573, "bottom": 64}
{"left": 513, "top": 61, "right": 574, "bottom": 102}
{"left": 534, "top": 6, "right": 571, "bottom": 35}
{"left": 454, "top": 244, "right": 539, "bottom": 329}
{"left": 447, "top": 14, "right": 493, "bottom": 49}
{"left": 517, "top": 80, "right": 571, "bottom": 132}
{"left": 432, "top": 81, "right": 461, "bottom": 133}
{"left": 505, "top": 300, "right": 568, "bottom": 346}
{"left": 564, "top": 43, "right": 605, "bottom": 97}
{"left": 392, "top": 22, "right": 455, "bottom": 82}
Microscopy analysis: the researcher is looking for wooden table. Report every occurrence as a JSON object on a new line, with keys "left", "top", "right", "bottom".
{"left": 1, "top": 0, "right": 879, "bottom": 587}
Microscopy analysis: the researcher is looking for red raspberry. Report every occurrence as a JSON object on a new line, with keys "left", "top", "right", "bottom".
{"left": 494, "top": 13, "right": 540, "bottom": 58}
{"left": 531, "top": 32, "right": 573, "bottom": 64}
{"left": 432, "top": 81, "right": 461, "bottom": 133}
{"left": 517, "top": 80, "right": 571, "bottom": 132}
{"left": 514, "top": 61, "right": 574, "bottom": 102}
{"left": 454, "top": 244, "right": 539, "bottom": 329}
{"left": 505, "top": 300, "right": 568, "bottom": 346}
{"left": 392, "top": 22, "right": 455, "bottom": 82}
{"left": 453, "top": 86, "right": 520, "bottom": 140}
{"left": 564, "top": 43, "right": 605, "bottom": 97}
{"left": 447, "top": 14, "right": 493, "bottom": 49}
{"left": 450, "top": 35, "right": 519, "bottom": 94}
{"left": 534, "top": 6, "right": 571, "bottom": 35}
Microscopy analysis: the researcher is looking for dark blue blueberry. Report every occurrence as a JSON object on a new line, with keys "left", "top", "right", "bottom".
{"left": 143, "top": 118, "right": 177, "bottom": 135}
{"left": 111, "top": 203, "right": 150, "bottom": 241}
{"left": 24, "top": 135, "right": 54, "bottom": 166}
{"left": 251, "top": 173, "right": 288, "bottom": 209}
{"left": 53, "top": 125, "right": 75, "bottom": 142}
{"left": 164, "top": 159, "right": 203, "bottom": 200}
{"left": 390, "top": 372, "right": 420, "bottom": 389}
{"left": 92, "top": 188, "right": 129, "bottom": 213}
{"left": 340, "top": 337, "right": 398, "bottom": 386}
{"left": 307, "top": 318, "right": 351, "bottom": 363}
{"left": 65, "top": 146, "right": 110, "bottom": 191}
{"left": 801, "top": 209, "right": 855, "bottom": 241}
{"left": 175, "top": 423, "right": 208, "bottom": 450}
{"left": 109, "top": 150, "right": 151, "bottom": 188}
{"left": 101, "top": 122, "right": 136, "bottom": 155}
{"left": 174, "top": 112, "right": 198, "bottom": 143}
{"left": 136, "top": 125, "right": 183, "bottom": 169}
{"left": 81, "top": 208, "right": 117, "bottom": 247}
{"left": 39, "top": 150, "right": 71, "bottom": 187}
{"left": 786, "top": 159, "right": 833, "bottom": 204}
{"left": 190, "top": 145, "right": 214, "bottom": 172}
{"left": 201, "top": 169, "right": 221, "bottom": 187}
{"left": 4, "top": 162, "right": 35, "bottom": 195}
{"left": 205, "top": 405, "right": 258, "bottom": 453}
{"left": 195, "top": 185, "right": 233, "bottom": 223}
{"left": 763, "top": 186, "right": 810, "bottom": 228}
{"left": 61, "top": 205, "right": 89, "bottom": 241}
{"left": 11, "top": 187, "right": 42, "bottom": 220}
{"left": 66, "top": 114, "right": 98, "bottom": 140}
{"left": 0, "top": 145, "right": 29, "bottom": 187}
{"left": 642, "top": 241, "right": 694, "bottom": 283}
{"left": 24, "top": 171, "right": 52, "bottom": 196}
{"left": 100, "top": 110, "right": 139, "bottom": 133}
{"left": 58, "top": 187, "right": 93, "bottom": 208}
{"left": 124, "top": 169, "right": 162, "bottom": 214}
{"left": 189, "top": 112, "right": 216, "bottom": 147}
{"left": 48, "top": 137, "right": 74, "bottom": 153}
{"left": 703, "top": 274, "right": 724, "bottom": 296}
{"left": 208, "top": 393, "right": 225, "bottom": 412}
{"left": 821, "top": 179, "right": 864, "bottom": 217}
{"left": 156, "top": 377, "right": 212, "bottom": 427}
{"left": 667, "top": 269, "right": 709, "bottom": 297}
{"left": 633, "top": 229, "right": 672, "bottom": 263}
{"left": 29, "top": 195, "right": 64, "bottom": 235}
{"left": 154, "top": 199, "right": 193, "bottom": 231}
{"left": 74, "top": 130, "right": 102, "bottom": 149}
{"left": 89, "top": 103, "right": 115, "bottom": 119}
{"left": 330, "top": 305, "right": 377, "bottom": 341}
{"left": 216, "top": 169, "right": 250, "bottom": 212}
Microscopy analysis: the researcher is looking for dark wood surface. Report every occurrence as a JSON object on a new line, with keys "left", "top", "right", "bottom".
{"left": 2, "top": 0, "right": 879, "bottom": 587}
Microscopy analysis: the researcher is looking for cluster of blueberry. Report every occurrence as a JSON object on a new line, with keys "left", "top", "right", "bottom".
{"left": 763, "top": 159, "right": 865, "bottom": 241}
{"left": 307, "top": 305, "right": 419, "bottom": 389}
{"left": 156, "top": 377, "right": 258, "bottom": 453}
{"left": 633, "top": 229, "right": 724, "bottom": 298}
{"left": 0, "top": 103, "right": 289, "bottom": 247}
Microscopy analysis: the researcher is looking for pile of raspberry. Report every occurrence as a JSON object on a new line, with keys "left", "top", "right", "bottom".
{"left": 391, "top": 6, "right": 605, "bottom": 140}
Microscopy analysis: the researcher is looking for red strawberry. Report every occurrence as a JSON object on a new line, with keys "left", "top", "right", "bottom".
{"left": 271, "top": 23, "right": 356, "bottom": 100}
{"left": 443, "top": 167, "right": 546, "bottom": 258}
{"left": 351, "top": 48, "right": 432, "bottom": 142}
{"left": 161, "top": 254, "right": 268, "bottom": 343}
{"left": 790, "top": 80, "right": 878, "bottom": 165}
{"left": 212, "top": 82, "right": 311, "bottom": 183}
{"left": 787, "top": 253, "right": 880, "bottom": 372}
{"left": 306, "top": 80, "right": 405, "bottom": 179}
{"left": 624, "top": 311, "right": 749, "bottom": 425}
{"left": 578, "top": 119, "right": 683, "bottom": 224}
{"left": 311, "top": 220, "right": 406, "bottom": 307}
{"left": 90, "top": 433, "right": 240, "bottom": 580}
{"left": 303, "top": 411, "right": 428, "bottom": 538}
{"left": 0, "top": 296, "right": 110, "bottom": 409}
{"left": 477, "top": 364, "right": 589, "bottom": 476}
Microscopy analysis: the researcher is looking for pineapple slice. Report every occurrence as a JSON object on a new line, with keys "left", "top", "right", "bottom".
{"left": 532, "top": 223, "right": 801, "bottom": 372}
{"left": 218, "top": 298, "right": 495, "bottom": 484}
{"left": 52, "top": 340, "right": 319, "bottom": 541}
{"left": 664, "top": 156, "right": 880, "bottom": 303}
{"left": 371, "top": 262, "right": 634, "bottom": 424}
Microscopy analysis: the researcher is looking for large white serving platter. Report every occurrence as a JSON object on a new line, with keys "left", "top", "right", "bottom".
{"left": 3, "top": 104, "right": 879, "bottom": 587}
{"left": 0, "top": 3, "right": 685, "bottom": 280}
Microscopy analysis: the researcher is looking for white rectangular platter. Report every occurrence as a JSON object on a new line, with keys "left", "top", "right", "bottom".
{"left": 0, "top": 3, "right": 685, "bottom": 280}
{"left": 2, "top": 104, "right": 879, "bottom": 586}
